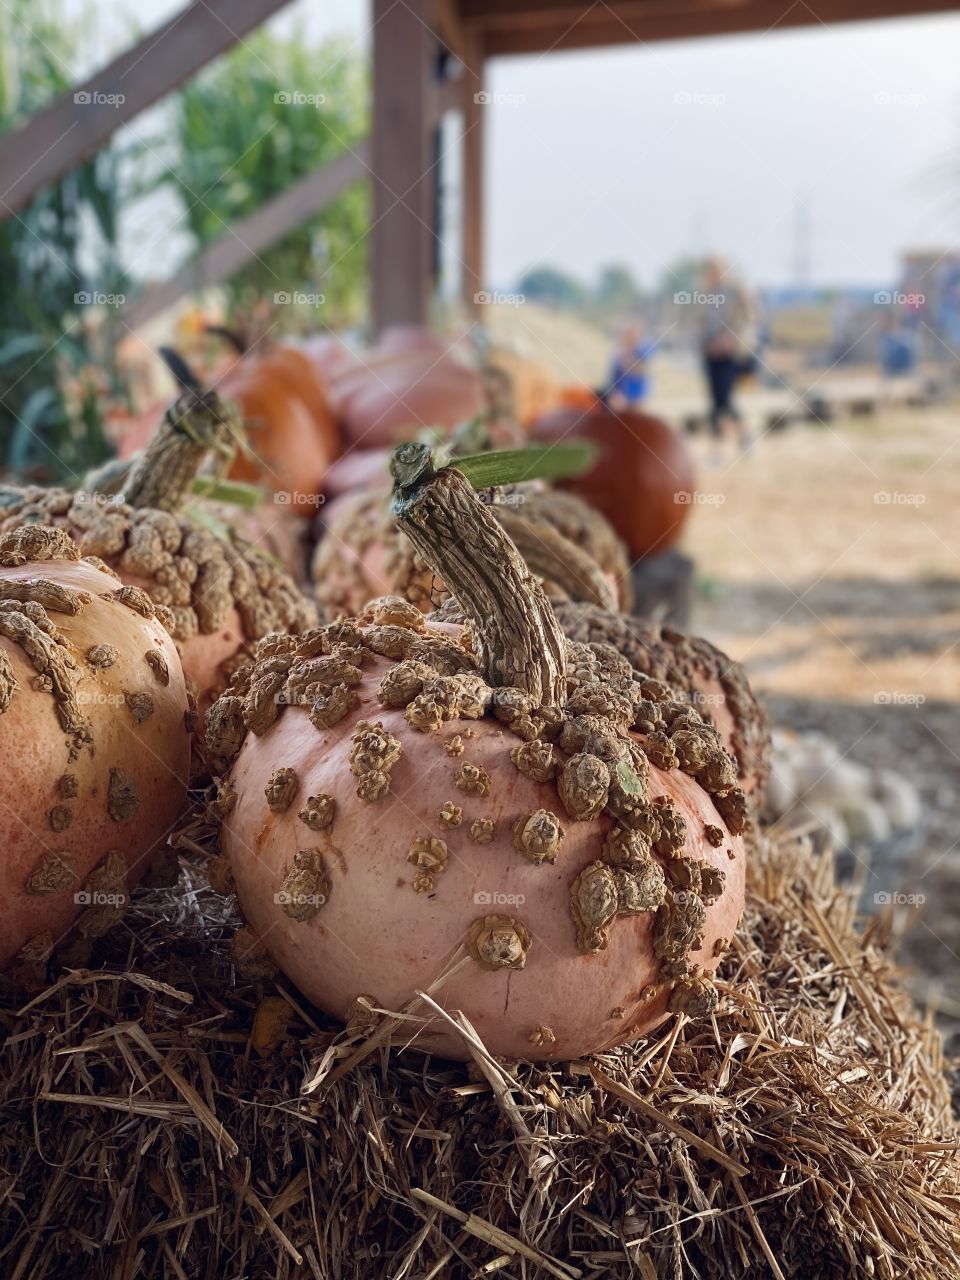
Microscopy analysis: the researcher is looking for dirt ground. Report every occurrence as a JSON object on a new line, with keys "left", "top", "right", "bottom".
{"left": 680, "top": 402, "right": 960, "bottom": 1044}
{"left": 486, "top": 301, "right": 958, "bottom": 1038}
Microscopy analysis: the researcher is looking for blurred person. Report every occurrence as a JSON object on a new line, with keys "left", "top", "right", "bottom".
{"left": 698, "top": 257, "right": 757, "bottom": 454}
{"left": 606, "top": 321, "right": 655, "bottom": 410}
{"left": 878, "top": 311, "right": 917, "bottom": 380}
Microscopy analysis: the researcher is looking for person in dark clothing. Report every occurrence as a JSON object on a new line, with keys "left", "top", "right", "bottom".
{"left": 698, "top": 256, "right": 756, "bottom": 450}
{"left": 704, "top": 353, "right": 741, "bottom": 431}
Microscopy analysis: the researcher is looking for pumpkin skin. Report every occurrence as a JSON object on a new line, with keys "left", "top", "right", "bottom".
{"left": 0, "top": 538, "right": 190, "bottom": 967}
{"left": 530, "top": 399, "right": 696, "bottom": 560}
{"left": 220, "top": 366, "right": 335, "bottom": 517}
{"left": 256, "top": 345, "right": 340, "bottom": 458}
{"left": 312, "top": 485, "right": 633, "bottom": 618}
{"left": 554, "top": 603, "right": 771, "bottom": 804}
{"left": 212, "top": 607, "right": 746, "bottom": 1062}
{"left": 321, "top": 447, "right": 392, "bottom": 502}
{"left": 212, "top": 458, "right": 749, "bottom": 1061}
{"left": 0, "top": 394, "right": 318, "bottom": 711}
{"left": 303, "top": 332, "right": 359, "bottom": 384}
{"left": 326, "top": 331, "right": 484, "bottom": 450}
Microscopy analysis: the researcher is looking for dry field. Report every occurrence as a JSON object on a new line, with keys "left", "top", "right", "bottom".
{"left": 487, "top": 300, "right": 957, "bottom": 1034}
{"left": 681, "top": 403, "right": 960, "bottom": 1038}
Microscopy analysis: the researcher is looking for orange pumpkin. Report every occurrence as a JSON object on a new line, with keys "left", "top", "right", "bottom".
{"left": 531, "top": 398, "right": 696, "bottom": 560}
{"left": 208, "top": 329, "right": 341, "bottom": 516}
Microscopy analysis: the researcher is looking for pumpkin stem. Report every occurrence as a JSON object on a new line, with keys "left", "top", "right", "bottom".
{"left": 493, "top": 507, "right": 618, "bottom": 611}
{"left": 120, "top": 388, "right": 242, "bottom": 514}
{"left": 206, "top": 325, "right": 248, "bottom": 356}
{"left": 158, "top": 346, "right": 203, "bottom": 393}
{"left": 391, "top": 442, "right": 567, "bottom": 706}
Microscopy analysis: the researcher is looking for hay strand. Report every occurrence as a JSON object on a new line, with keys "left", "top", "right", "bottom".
{"left": 0, "top": 819, "right": 957, "bottom": 1279}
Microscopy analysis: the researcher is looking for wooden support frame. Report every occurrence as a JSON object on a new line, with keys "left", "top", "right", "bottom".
{"left": 476, "top": 0, "right": 960, "bottom": 55}
{"left": 460, "top": 27, "right": 486, "bottom": 315}
{"left": 123, "top": 143, "right": 370, "bottom": 330}
{"left": 371, "top": 0, "right": 438, "bottom": 336}
{"left": 0, "top": 0, "right": 294, "bottom": 220}
{"left": 1, "top": 0, "right": 946, "bottom": 341}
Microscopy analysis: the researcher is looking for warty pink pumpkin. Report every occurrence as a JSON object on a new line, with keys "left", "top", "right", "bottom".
{"left": 208, "top": 445, "right": 747, "bottom": 1061}
{"left": 0, "top": 526, "right": 191, "bottom": 972}
{"left": 0, "top": 387, "right": 317, "bottom": 711}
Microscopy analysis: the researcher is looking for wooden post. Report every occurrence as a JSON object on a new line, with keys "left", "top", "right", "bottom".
{"left": 461, "top": 27, "right": 486, "bottom": 313}
{"left": 371, "top": 0, "right": 436, "bottom": 336}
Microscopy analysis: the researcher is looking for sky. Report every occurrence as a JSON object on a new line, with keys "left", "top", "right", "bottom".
{"left": 60, "top": 0, "right": 960, "bottom": 293}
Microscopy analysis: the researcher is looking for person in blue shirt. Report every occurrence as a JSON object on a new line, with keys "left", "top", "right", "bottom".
{"left": 606, "top": 322, "right": 655, "bottom": 410}
{"left": 878, "top": 312, "right": 917, "bottom": 378}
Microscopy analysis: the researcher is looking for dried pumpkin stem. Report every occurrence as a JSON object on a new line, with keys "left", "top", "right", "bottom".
{"left": 493, "top": 507, "right": 618, "bottom": 611}
{"left": 392, "top": 443, "right": 567, "bottom": 706}
{"left": 119, "top": 388, "right": 240, "bottom": 514}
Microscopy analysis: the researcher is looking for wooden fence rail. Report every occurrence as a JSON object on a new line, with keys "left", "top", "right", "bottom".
{"left": 122, "top": 141, "right": 371, "bottom": 329}
{"left": 0, "top": 0, "right": 293, "bottom": 220}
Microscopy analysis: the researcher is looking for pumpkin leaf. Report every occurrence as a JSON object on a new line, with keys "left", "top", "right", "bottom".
{"left": 451, "top": 441, "right": 596, "bottom": 490}
{"left": 191, "top": 476, "right": 264, "bottom": 508}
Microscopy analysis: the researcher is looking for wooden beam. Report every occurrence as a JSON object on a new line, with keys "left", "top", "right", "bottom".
{"left": 461, "top": 0, "right": 737, "bottom": 29}
{"left": 0, "top": 0, "right": 294, "bottom": 220}
{"left": 434, "top": 0, "right": 469, "bottom": 58}
{"left": 123, "top": 142, "right": 370, "bottom": 330}
{"left": 429, "top": 70, "right": 467, "bottom": 126}
{"left": 461, "top": 28, "right": 486, "bottom": 312}
{"left": 479, "top": 0, "right": 960, "bottom": 53}
{"left": 372, "top": 0, "right": 437, "bottom": 335}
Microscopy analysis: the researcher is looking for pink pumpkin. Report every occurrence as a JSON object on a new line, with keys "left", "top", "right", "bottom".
{"left": 0, "top": 529, "right": 190, "bottom": 968}
{"left": 327, "top": 329, "right": 484, "bottom": 449}
{"left": 210, "top": 450, "right": 747, "bottom": 1061}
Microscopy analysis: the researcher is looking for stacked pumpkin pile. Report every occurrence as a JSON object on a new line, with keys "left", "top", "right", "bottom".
{"left": 110, "top": 327, "right": 700, "bottom": 623}
{"left": 0, "top": 439, "right": 957, "bottom": 1278}
{"left": 3, "top": 338, "right": 956, "bottom": 1278}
